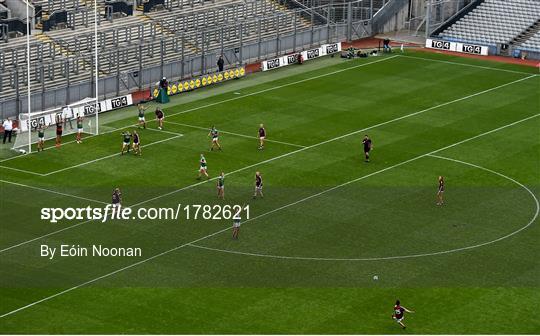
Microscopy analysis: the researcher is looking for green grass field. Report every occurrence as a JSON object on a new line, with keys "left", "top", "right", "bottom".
{"left": 0, "top": 51, "right": 539, "bottom": 334}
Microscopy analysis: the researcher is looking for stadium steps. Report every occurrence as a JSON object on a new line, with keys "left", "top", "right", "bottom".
{"left": 512, "top": 19, "right": 540, "bottom": 45}
{"left": 35, "top": 33, "right": 73, "bottom": 58}
{"left": 278, "top": 0, "right": 313, "bottom": 26}
{"left": 36, "top": 33, "right": 109, "bottom": 76}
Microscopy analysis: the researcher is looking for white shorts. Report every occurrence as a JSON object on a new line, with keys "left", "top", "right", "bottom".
{"left": 393, "top": 316, "right": 404, "bottom": 323}
{"left": 260, "top": 136, "right": 265, "bottom": 140}
{"left": 123, "top": 141, "right": 130, "bottom": 146}
{"left": 212, "top": 137, "right": 219, "bottom": 142}
{"left": 133, "top": 142, "right": 139, "bottom": 146}
{"left": 77, "top": 128, "right": 83, "bottom": 133}
{"left": 217, "top": 185, "right": 224, "bottom": 190}
{"left": 139, "top": 117, "right": 145, "bottom": 122}
{"left": 256, "top": 185, "right": 263, "bottom": 190}
{"left": 233, "top": 221, "right": 241, "bottom": 228}
{"left": 200, "top": 166, "right": 207, "bottom": 171}
{"left": 38, "top": 137, "right": 44, "bottom": 142}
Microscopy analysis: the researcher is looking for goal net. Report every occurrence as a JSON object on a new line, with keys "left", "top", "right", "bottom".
{"left": 12, "top": 97, "right": 99, "bottom": 153}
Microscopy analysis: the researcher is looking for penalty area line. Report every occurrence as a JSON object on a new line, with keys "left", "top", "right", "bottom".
{"left": 0, "top": 56, "right": 398, "bottom": 165}
{"left": 164, "top": 120, "right": 308, "bottom": 148}
{"left": 41, "top": 133, "right": 183, "bottom": 177}
{"left": 0, "top": 179, "right": 107, "bottom": 205}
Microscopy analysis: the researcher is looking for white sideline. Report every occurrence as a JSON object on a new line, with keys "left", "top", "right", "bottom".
{"left": 1, "top": 112, "right": 538, "bottom": 319}
{"left": 0, "top": 179, "right": 107, "bottom": 205}
{"left": 164, "top": 121, "right": 307, "bottom": 148}
{"left": 41, "top": 133, "right": 183, "bottom": 177}
{"left": 0, "top": 73, "right": 535, "bottom": 253}
{"left": 161, "top": 56, "right": 401, "bottom": 119}
{"left": 399, "top": 54, "right": 539, "bottom": 75}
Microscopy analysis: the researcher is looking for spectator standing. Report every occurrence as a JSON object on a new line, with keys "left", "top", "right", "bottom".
{"left": 2, "top": 117, "right": 13, "bottom": 144}
{"left": 217, "top": 55, "right": 225, "bottom": 72}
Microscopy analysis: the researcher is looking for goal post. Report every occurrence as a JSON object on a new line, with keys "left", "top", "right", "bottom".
{"left": 12, "top": 98, "right": 99, "bottom": 153}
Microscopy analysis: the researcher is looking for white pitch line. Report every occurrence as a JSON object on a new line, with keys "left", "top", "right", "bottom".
{"left": 144, "top": 127, "right": 184, "bottom": 137}
{"left": 0, "top": 165, "right": 45, "bottom": 176}
{"left": 0, "top": 179, "right": 107, "bottom": 205}
{"left": 161, "top": 56, "right": 401, "bottom": 120}
{"left": 0, "top": 56, "right": 398, "bottom": 166}
{"left": 0, "top": 73, "right": 534, "bottom": 253}
{"left": 189, "top": 153, "right": 540, "bottom": 261}
{"left": 399, "top": 54, "right": 539, "bottom": 75}
{"left": 41, "top": 134, "right": 183, "bottom": 177}
{"left": 0, "top": 57, "right": 400, "bottom": 253}
{"left": 0, "top": 218, "right": 95, "bottom": 254}
{"left": 164, "top": 121, "right": 307, "bottom": 148}
{"left": 0, "top": 113, "right": 538, "bottom": 320}
{"left": 132, "top": 74, "right": 537, "bottom": 206}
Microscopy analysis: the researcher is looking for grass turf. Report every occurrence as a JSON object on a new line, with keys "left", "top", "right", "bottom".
{"left": 0, "top": 51, "right": 539, "bottom": 334}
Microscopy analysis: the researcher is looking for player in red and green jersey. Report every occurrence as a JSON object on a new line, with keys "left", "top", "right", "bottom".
{"left": 37, "top": 124, "right": 48, "bottom": 152}
{"left": 137, "top": 103, "right": 147, "bottom": 129}
{"left": 76, "top": 114, "right": 84, "bottom": 144}
{"left": 208, "top": 126, "right": 222, "bottom": 151}
{"left": 121, "top": 131, "right": 132, "bottom": 155}
{"left": 197, "top": 154, "right": 209, "bottom": 180}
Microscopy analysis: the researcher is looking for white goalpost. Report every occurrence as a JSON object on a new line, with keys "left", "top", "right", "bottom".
{"left": 17, "top": 0, "right": 100, "bottom": 154}
{"left": 12, "top": 98, "right": 100, "bottom": 152}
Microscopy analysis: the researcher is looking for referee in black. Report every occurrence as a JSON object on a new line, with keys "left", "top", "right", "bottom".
{"left": 362, "top": 135, "right": 372, "bottom": 162}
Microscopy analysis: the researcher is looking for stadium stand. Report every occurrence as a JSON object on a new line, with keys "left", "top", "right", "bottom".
{"left": 518, "top": 29, "right": 540, "bottom": 50}
{"left": 437, "top": 0, "right": 540, "bottom": 49}
{"left": 0, "top": 0, "right": 312, "bottom": 102}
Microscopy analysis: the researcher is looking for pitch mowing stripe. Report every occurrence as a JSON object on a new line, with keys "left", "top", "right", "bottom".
{"left": 188, "top": 154, "right": 539, "bottom": 260}
{"left": 41, "top": 134, "right": 183, "bottom": 176}
{"left": 399, "top": 54, "right": 539, "bottom": 75}
{"left": 0, "top": 73, "right": 534, "bottom": 254}
{"left": 0, "top": 113, "right": 538, "bottom": 319}
{"left": 0, "top": 179, "right": 107, "bottom": 205}
{"left": 0, "top": 56, "right": 399, "bottom": 166}
{"left": 164, "top": 121, "right": 308, "bottom": 148}
{"left": 132, "top": 74, "right": 537, "bottom": 207}
{"left": 162, "top": 56, "right": 401, "bottom": 119}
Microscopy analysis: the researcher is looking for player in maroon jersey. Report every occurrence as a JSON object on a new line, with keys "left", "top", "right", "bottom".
{"left": 392, "top": 299, "right": 414, "bottom": 329}
{"left": 55, "top": 115, "right": 63, "bottom": 148}
{"left": 437, "top": 176, "right": 445, "bottom": 205}
{"left": 155, "top": 108, "right": 164, "bottom": 130}
{"left": 253, "top": 171, "right": 263, "bottom": 198}
{"left": 258, "top": 124, "right": 266, "bottom": 150}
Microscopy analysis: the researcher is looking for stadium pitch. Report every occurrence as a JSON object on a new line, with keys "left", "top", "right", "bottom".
{"left": 0, "top": 51, "right": 539, "bottom": 334}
